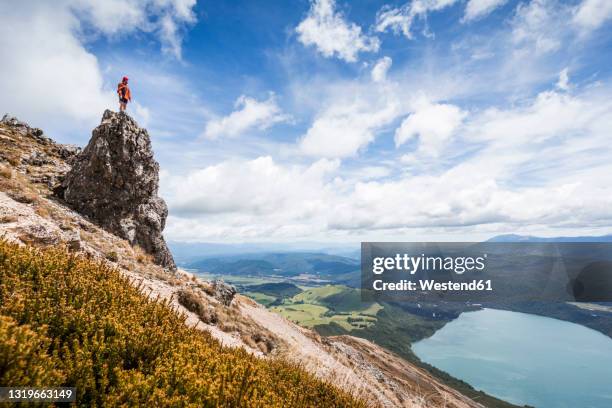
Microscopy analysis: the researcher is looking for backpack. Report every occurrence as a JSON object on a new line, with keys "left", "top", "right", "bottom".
{"left": 117, "top": 83, "right": 126, "bottom": 98}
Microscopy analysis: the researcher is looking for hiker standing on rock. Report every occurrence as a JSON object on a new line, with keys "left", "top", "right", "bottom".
{"left": 117, "top": 76, "right": 131, "bottom": 112}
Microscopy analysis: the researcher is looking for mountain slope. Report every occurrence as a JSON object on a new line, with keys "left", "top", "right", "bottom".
{"left": 0, "top": 239, "right": 363, "bottom": 407}
{"left": 0, "top": 113, "right": 486, "bottom": 408}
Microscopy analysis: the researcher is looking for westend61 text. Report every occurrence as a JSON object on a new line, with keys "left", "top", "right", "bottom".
{"left": 372, "top": 279, "right": 493, "bottom": 292}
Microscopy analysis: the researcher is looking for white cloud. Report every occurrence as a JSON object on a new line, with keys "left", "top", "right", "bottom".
{"left": 394, "top": 100, "right": 466, "bottom": 155}
{"left": 371, "top": 56, "right": 393, "bottom": 82}
{"left": 556, "top": 68, "right": 570, "bottom": 91}
{"left": 132, "top": 101, "right": 151, "bottom": 128}
{"left": 298, "top": 88, "right": 401, "bottom": 158}
{"left": 466, "top": 90, "right": 594, "bottom": 145}
{"left": 72, "top": 0, "right": 197, "bottom": 59}
{"left": 463, "top": 0, "right": 508, "bottom": 22}
{"left": 375, "top": 0, "right": 460, "bottom": 39}
{"left": 331, "top": 86, "right": 612, "bottom": 233}
{"left": 510, "top": 0, "right": 612, "bottom": 55}
{"left": 296, "top": 0, "right": 380, "bottom": 62}
{"left": 573, "top": 0, "right": 612, "bottom": 32}
{"left": 164, "top": 83, "right": 612, "bottom": 241}
{"left": 163, "top": 156, "right": 340, "bottom": 241}
{"left": 203, "top": 94, "right": 291, "bottom": 139}
{"left": 511, "top": 0, "right": 564, "bottom": 54}
{"left": 292, "top": 56, "right": 471, "bottom": 161}
{"left": 0, "top": 2, "right": 114, "bottom": 129}
{"left": 167, "top": 156, "right": 339, "bottom": 216}
{"left": 0, "top": 0, "right": 197, "bottom": 135}
{"left": 158, "top": 1, "right": 612, "bottom": 242}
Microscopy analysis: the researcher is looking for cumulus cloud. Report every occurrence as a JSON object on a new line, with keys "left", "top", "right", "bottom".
{"left": 165, "top": 83, "right": 612, "bottom": 241}
{"left": 375, "top": 0, "right": 460, "bottom": 39}
{"left": 394, "top": 101, "right": 466, "bottom": 155}
{"left": 462, "top": 0, "right": 508, "bottom": 22}
{"left": 158, "top": 0, "right": 612, "bottom": 242}
{"left": 326, "top": 168, "right": 612, "bottom": 232}
{"left": 72, "top": 0, "right": 197, "bottom": 59}
{"left": 371, "top": 56, "right": 393, "bottom": 82}
{"left": 573, "top": 0, "right": 612, "bottom": 32}
{"left": 0, "top": 0, "right": 197, "bottom": 134}
{"left": 296, "top": 0, "right": 380, "bottom": 62}
{"left": 298, "top": 88, "right": 401, "bottom": 158}
{"left": 166, "top": 156, "right": 339, "bottom": 216}
{"left": 203, "top": 94, "right": 291, "bottom": 139}
{"left": 0, "top": 2, "right": 114, "bottom": 129}
{"left": 163, "top": 157, "right": 341, "bottom": 241}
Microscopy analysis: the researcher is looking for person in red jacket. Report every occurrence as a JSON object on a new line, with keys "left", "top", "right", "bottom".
{"left": 117, "top": 76, "right": 131, "bottom": 112}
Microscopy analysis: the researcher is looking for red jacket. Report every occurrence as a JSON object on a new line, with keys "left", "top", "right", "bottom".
{"left": 117, "top": 83, "right": 131, "bottom": 101}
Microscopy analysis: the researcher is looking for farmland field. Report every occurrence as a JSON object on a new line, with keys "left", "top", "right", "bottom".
{"left": 269, "top": 285, "right": 382, "bottom": 330}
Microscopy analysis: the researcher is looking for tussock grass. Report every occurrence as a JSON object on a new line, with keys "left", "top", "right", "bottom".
{"left": 133, "top": 244, "right": 153, "bottom": 264}
{"left": 0, "top": 215, "right": 18, "bottom": 224}
{"left": 7, "top": 190, "right": 38, "bottom": 204}
{"left": 0, "top": 164, "right": 12, "bottom": 179}
{"left": 0, "top": 240, "right": 365, "bottom": 407}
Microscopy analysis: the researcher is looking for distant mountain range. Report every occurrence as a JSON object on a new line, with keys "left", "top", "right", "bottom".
{"left": 487, "top": 234, "right": 612, "bottom": 242}
{"left": 169, "top": 241, "right": 359, "bottom": 264}
{"left": 172, "top": 234, "right": 612, "bottom": 265}
{"left": 185, "top": 252, "right": 361, "bottom": 287}
{"left": 175, "top": 234, "right": 612, "bottom": 290}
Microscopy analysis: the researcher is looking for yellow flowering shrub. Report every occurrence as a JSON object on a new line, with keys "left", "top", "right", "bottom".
{"left": 0, "top": 240, "right": 364, "bottom": 407}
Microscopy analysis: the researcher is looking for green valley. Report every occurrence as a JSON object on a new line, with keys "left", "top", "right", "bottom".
{"left": 268, "top": 285, "right": 383, "bottom": 331}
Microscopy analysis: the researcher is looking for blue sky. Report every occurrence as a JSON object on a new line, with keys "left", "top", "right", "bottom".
{"left": 1, "top": 0, "right": 612, "bottom": 243}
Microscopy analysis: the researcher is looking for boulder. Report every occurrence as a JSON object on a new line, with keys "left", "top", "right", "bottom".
{"left": 55, "top": 144, "right": 82, "bottom": 163}
{"left": 211, "top": 280, "right": 237, "bottom": 306}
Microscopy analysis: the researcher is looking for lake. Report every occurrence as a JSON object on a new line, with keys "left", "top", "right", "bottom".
{"left": 412, "top": 308, "right": 612, "bottom": 408}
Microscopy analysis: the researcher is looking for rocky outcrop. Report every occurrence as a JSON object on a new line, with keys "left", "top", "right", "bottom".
{"left": 1, "top": 114, "right": 49, "bottom": 144}
{"left": 210, "top": 280, "right": 237, "bottom": 306}
{"left": 61, "top": 110, "right": 175, "bottom": 270}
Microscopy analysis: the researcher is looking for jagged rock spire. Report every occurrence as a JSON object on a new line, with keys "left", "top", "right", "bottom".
{"left": 61, "top": 110, "right": 176, "bottom": 270}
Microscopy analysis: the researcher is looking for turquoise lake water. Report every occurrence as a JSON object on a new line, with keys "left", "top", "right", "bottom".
{"left": 412, "top": 308, "right": 612, "bottom": 408}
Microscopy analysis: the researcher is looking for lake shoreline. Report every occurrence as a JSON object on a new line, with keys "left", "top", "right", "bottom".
{"left": 412, "top": 308, "right": 612, "bottom": 408}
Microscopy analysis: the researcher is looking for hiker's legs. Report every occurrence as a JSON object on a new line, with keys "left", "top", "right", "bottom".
{"left": 119, "top": 102, "right": 126, "bottom": 112}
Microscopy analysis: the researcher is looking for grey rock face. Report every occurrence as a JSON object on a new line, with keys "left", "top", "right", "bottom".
{"left": 211, "top": 280, "right": 237, "bottom": 306}
{"left": 23, "top": 151, "right": 51, "bottom": 166}
{"left": 62, "top": 110, "right": 176, "bottom": 270}
{"left": 55, "top": 144, "right": 82, "bottom": 163}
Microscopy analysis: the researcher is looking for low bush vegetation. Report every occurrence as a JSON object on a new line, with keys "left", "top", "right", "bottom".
{"left": 105, "top": 250, "right": 119, "bottom": 262}
{"left": 0, "top": 240, "right": 364, "bottom": 407}
{"left": 177, "top": 288, "right": 218, "bottom": 324}
{"left": 7, "top": 190, "right": 38, "bottom": 204}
